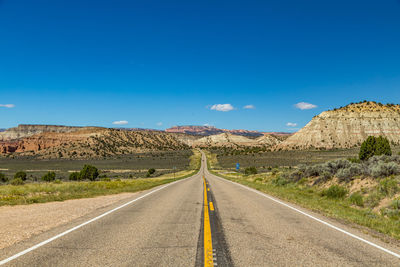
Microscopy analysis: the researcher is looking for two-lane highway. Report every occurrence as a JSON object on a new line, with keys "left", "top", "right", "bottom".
{"left": 1, "top": 152, "right": 400, "bottom": 266}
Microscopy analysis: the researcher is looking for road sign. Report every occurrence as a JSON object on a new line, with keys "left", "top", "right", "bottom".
{"left": 236, "top": 163, "right": 240, "bottom": 171}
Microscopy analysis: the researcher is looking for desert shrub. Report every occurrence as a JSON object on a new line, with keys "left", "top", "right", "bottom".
{"left": 244, "top": 166, "right": 257, "bottom": 175}
{"left": 254, "top": 177, "right": 263, "bottom": 182}
{"left": 336, "top": 168, "right": 351, "bottom": 181}
{"left": 359, "top": 136, "right": 392, "bottom": 161}
{"left": 349, "top": 192, "right": 364, "bottom": 207}
{"left": 378, "top": 178, "right": 399, "bottom": 196}
{"left": 370, "top": 162, "right": 400, "bottom": 178}
{"left": 322, "top": 159, "right": 351, "bottom": 174}
{"left": 272, "top": 175, "right": 290, "bottom": 186}
{"left": 304, "top": 165, "right": 323, "bottom": 177}
{"left": 289, "top": 170, "right": 305, "bottom": 182}
{"left": 364, "top": 192, "right": 382, "bottom": 208}
{"left": 0, "top": 173, "right": 8, "bottom": 183}
{"left": 321, "top": 185, "right": 348, "bottom": 199}
{"left": 337, "top": 164, "right": 363, "bottom": 181}
{"left": 69, "top": 172, "right": 80, "bottom": 181}
{"left": 14, "top": 171, "right": 27, "bottom": 181}
{"left": 80, "top": 165, "right": 99, "bottom": 181}
{"left": 42, "top": 171, "right": 56, "bottom": 182}
{"left": 10, "top": 178, "right": 24, "bottom": 185}
{"left": 146, "top": 168, "right": 156, "bottom": 177}
{"left": 348, "top": 157, "right": 361, "bottom": 164}
{"left": 392, "top": 199, "right": 400, "bottom": 209}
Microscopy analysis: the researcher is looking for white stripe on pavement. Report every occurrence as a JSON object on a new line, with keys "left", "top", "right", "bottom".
{"left": 0, "top": 176, "right": 194, "bottom": 265}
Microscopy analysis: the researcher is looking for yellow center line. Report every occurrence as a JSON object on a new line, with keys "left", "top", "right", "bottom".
{"left": 209, "top": 201, "right": 214, "bottom": 211}
{"left": 203, "top": 177, "right": 214, "bottom": 267}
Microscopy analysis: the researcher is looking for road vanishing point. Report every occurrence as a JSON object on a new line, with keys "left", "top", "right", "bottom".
{"left": 1, "top": 153, "right": 400, "bottom": 266}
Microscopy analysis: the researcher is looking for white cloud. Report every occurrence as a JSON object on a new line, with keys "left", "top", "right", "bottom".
{"left": 112, "top": 120, "right": 128, "bottom": 125}
{"left": 156, "top": 122, "right": 163, "bottom": 126}
{"left": 210, "top": 104, "right": 234, "bottom": 112}
{"left": 295, "top": 102, "right": 317, "bottom": 110}
{"left": 0, "top": 104, "right": 15, "bottom": 108}
{"left": 243, "top": 104, "right": 255, "bottom": 109}
{"left": 286, "top": 122, "right": 297, "bottom": 127}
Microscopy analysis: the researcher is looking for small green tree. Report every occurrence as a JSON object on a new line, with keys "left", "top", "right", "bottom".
{"left": 14, "top": 171, "right": 27, "bottom": 181}
{"left": 146, "top": 168, "right": 156, "bottom": 177}
{"left": 69, "top": 172, "right": 80, "bottom": 181}
{"left": 359, "top": 136, "right": 392, "bottom": 161}
{"left": 244, "top": 166, "right": 258, "bottom": 175}
{"left": 79, "top": 165, "right": 99, "bottom": 181}
{"left": 0, "top": 173, "right": 8, "bottom": 183}
{"left": 375, "top": 136, "right": 392, "bottom": 156}
{"left": 42, "top": 171, "right": 56, "bottom": 182}
{"left": 11, "top": 178, "right": 24, "bottom": 185}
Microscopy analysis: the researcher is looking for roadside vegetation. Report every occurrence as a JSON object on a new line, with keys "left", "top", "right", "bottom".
{"left": 207, "top": 137, "right": 400, "bottom": 240}
{"left": 0, "top": 150, "right": 194, "bottom": 181}
{"left": 0, "top": 150, "right": 201, "bottom": 206}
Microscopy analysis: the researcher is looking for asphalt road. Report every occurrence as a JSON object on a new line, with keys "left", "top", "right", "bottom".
{"left": 1, "top": 153, "right": 400, "bottom": 266}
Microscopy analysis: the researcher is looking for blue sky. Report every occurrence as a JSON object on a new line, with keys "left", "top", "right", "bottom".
{"left": 0, "top": 0, "right": 399, "bottom": 132}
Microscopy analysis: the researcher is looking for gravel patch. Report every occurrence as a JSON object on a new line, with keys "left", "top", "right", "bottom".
{"left": 0, "top": 192, "right": 137, "bottom": 249}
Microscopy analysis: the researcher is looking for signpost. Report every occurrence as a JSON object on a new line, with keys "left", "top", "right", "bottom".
{"left": 236, "top": 163, "right": 240, "bottom": 171}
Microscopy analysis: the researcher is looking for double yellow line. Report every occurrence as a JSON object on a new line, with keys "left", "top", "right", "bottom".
{"left": 203, "top": 176, "right": 214, "bottom": 267}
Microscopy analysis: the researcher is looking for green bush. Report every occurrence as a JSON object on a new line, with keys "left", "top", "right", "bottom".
{"left": 349, "top": 192, "right": 364, "bottom": 207}
{"left": 321, "top": 185, "right": 348, "bottom": 199}
{"left": 364, "top": 192, "right": 381, "bottom": 208}
{"left": 359, "top": 136, "right": 392, "bottom": 161}
{"left": 10, "top": 178, "right": 24, "bottom": 185}
{"left": 348, "top": 158, "right": 361, "bottom": 164}
{"left": 0, "top": 173, "right": 8, "bottom": 183}
{"left": 272, "top": 175, "right": 290, "bottom": 186}
{"left": 80, "top": 165, "right": 99, "bottom": 181}
{"left": 69, "top": 172, "right": 80, "bottom": 181}
{"left": 14, "top": 171, "right": 27, "bottom": 181}
{"left": 392, "top": 199, "right": 400, "bottom": 209}
{"left": 148, "top": 168, "right": 156, "bottom": 175}
{"left": 378, "top": 178, "right": 399, "bottom": 196}
{"left": 244, "top": 166, "right": 258, "bottom": 175}
{"left": 42, "top": 171, "right": 56, "bottom": 182}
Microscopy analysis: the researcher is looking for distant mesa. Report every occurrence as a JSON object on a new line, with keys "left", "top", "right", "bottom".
{"left": 2, "top": 101, "right": 396, "bottom": 159}
{"left": 190, "top": 133, "right": 281, "bottom": 148}
{"left": 165, "top": 125, "right": 277, "bottom": 137}
{"left": 277, "top": 101, "right": 400, "bottom": 150}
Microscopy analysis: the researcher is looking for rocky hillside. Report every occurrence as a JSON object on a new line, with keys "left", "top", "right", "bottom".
{"left": 192, "top": 133, "right": 281, "bottom": 148}
{"left": 0, "top": 124, "right": 83, "bottom": 141}
{"left": 0, "top": 128, "right": 190, "bottom": 159}
{"left": 277, "top": 101, "right": 400, "bottom": 150}
{"left": 166, "top": 125, "right": 265, "bottom": 137}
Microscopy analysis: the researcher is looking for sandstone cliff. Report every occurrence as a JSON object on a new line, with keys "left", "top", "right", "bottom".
{"left": 192, "top": 133, "right": 280, "bottom": 148}
{"left": 0, "top": 124, "right": 83, "bottom": 141}
{"left": 0, "top": 128, "right": 190, "bottom": 159}
{"left": 277, "top": 101, "right": 400, "bottom": 150}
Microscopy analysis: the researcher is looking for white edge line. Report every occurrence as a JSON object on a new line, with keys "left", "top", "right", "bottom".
{"left": 211, "top": 172, "right": 400, "bottom": 259}
{"left": 0, "top": 176, "right": 194, "bottom": 266}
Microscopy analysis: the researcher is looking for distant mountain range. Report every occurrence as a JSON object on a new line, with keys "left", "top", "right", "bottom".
{"left": 165, "top": 125, "right": 292, "bottom": 137}
{"left": 2, "top": 101, "right": 399, "bottom": 158}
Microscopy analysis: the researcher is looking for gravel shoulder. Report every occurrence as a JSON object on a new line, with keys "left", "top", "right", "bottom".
{"left": 0, "top": 192, "right": 138, "bottom": 250}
